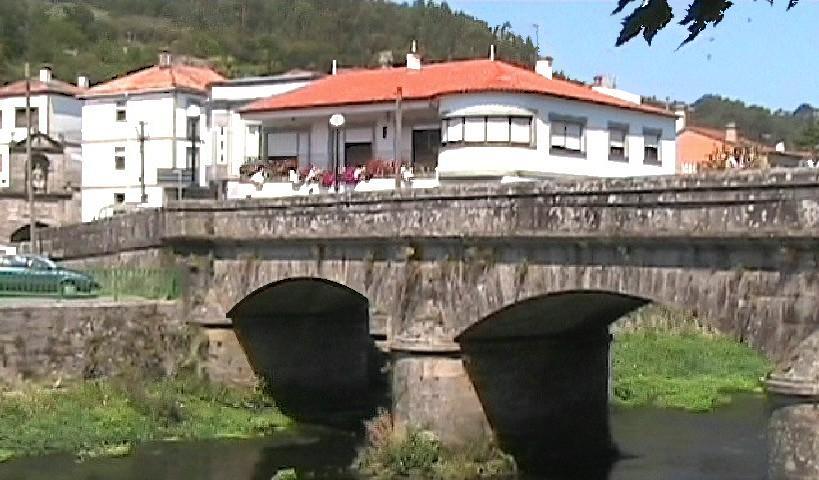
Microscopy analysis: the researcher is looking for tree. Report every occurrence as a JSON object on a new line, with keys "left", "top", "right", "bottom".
{"left": 613, "top": 0, "right": 799, "bottom": 47}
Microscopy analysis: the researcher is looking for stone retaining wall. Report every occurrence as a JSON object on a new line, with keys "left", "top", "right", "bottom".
{"left": 0, "top": 300, "right": 195, "bottom": 385}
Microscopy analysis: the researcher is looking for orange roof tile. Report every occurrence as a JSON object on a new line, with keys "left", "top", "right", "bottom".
{"left": 0, "top": 78, "right": 84, "bottom": 98}
{"left": 242, "top": 59, "right": 674, "bottom": 117}
{"left": 83, "top": 64, "right": 225, "bottom": 98}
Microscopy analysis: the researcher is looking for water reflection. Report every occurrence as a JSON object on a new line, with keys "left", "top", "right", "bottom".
{"left": 0, "top": 396, "right": 769, "bottom": 480}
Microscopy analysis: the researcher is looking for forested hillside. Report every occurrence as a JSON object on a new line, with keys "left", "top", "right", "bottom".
{"left": 689, "top": 95, "right": 813, "bottom": 149}
{"left": 0, "top": 0, "right": 537, "bottom": 84}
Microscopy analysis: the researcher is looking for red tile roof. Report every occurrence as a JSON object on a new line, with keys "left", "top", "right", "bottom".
{"left": 0, "top": 78, "right": 84, "bottom": 98}
{"left": 83, "top": 64, "right": 225, "bottom": 98}
{"left": 242, "top": 59, "right": 674, "bottom": 117}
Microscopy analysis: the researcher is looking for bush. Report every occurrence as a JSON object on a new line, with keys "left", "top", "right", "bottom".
{"left": 355, "top": 410, "right": 515, "bottom": 480}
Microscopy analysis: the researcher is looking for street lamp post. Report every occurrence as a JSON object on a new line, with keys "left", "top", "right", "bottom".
{"left": 186, "top": 104, "right": 201, "bottom": 188}
{"left": 329, "top": 113, "right": 346, "bottom": 193}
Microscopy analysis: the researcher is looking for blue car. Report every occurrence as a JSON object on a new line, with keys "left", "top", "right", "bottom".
{"left": 0, "top": 255, "right": 101, "bottom": 297}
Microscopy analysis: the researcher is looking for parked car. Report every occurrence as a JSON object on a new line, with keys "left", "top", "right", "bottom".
{"left": 0, "top": 255, "right": 101, "bottom": 297}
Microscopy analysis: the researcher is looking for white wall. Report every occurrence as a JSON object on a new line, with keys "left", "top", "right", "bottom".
{"left": 208, "top": 79, "right": 315, "bottom": 181}
{"left": 437, "top": 93, "right": 676, "bottom": 178}
{"left": 81, "top": 91, "right": 210, "bottom": 221}
{"left": 210, "top": 81, "right": 312, "bottom": 102}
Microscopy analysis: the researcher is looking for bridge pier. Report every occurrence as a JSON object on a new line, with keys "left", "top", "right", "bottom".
{"left": 390, "top": 342, "right": 492, "bottom": 447}
{"left": 766, "top": 331, "right": 819, "bottom": 480}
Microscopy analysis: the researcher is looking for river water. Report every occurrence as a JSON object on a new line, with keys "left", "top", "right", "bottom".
{"left": 0, "top": 395, "right": 767, "bottom": 480}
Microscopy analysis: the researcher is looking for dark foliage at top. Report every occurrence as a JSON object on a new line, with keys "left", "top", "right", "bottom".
{"left": 613, "top": 0, "right": 799, "bottom": 47}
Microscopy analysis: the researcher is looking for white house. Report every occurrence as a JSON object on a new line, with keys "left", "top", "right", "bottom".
{"left": 239, "top": 54, "right": 676, "bottom": 196}
{"left": 207, "top": 70, "right": 322, "bottom": 199}
{"left": 0, "top": 66, "right": 86, "bottom": 190}
{"left": 80, "top": 53, "right": 224, "bottom": 222}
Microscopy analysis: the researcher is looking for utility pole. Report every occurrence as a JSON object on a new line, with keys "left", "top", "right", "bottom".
{"left": 25, "top": 62, "right": 36, "bottom": 253}
{"left": 138, "top": 121, "right": 147, "bottom": 203}
{"left": 394, "top": 86, "right": 403, "bottom": 189}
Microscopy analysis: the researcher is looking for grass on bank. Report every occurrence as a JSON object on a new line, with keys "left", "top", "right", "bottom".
{"left": 355, "top": 410, "right": 516, "bottom": 480}
{"left": 0, "top": 376, "right": 290, "bottom": 462}
{"left": 612, "top": 331, "right": 773, "bottom": 412}
{"left": 86, "top": 268, "right": 182, "bottom": 300}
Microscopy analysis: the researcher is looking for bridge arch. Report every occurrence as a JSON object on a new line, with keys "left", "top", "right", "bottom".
{"left": 227, "top": 278, "right": 387, "bottom": 421}
{"left": 451, "top": 289, "right": 768, "bottom": 474}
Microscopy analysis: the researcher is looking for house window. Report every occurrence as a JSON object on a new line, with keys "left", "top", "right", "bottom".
{"left": 463, "top": 117, "right": 485, "bottom": 143}
{"left": 510, "top": 117, "right": 532, "bottom": 144}
{"left": 114, "top": 147, "right": 125, "bottom": 170}
{"left": 115, "top": 101, "right": 127, "bottom": 122}
{"left": 486, "top": 117, "right": 510, "bottom": 143}
{"left": 445, "top": 117, "right": 464, "bottom": 143}
{"left": 643, "top": 129, "right": 662, "bottom": 165}
{"left": 550, "top": 117, "right": 585, "bottom": 155}
{"left": 15, "top": 107, "right": 39, "bottom": 129}
{"left": 608, "top": 124, "right": 628, "bottom": 162}
{"left": 186, "top": 147, "right": 200, "bottom": 169}
{"left": 442, "top": 116, "right": 533, "bottom": 146}
{"left": 114, "top": 193, "right": 125, "bottom": 204}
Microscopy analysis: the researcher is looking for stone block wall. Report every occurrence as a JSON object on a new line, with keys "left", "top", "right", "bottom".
{"left": 0, "top": 193, "right": 79, "bottom": 243}
{"left": 0, "top": 300, "right": 195, "bottom": 385}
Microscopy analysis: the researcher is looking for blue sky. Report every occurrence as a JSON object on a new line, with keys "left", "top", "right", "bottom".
{"left": 441, "top": 0, "right": 815, "bottom": 111}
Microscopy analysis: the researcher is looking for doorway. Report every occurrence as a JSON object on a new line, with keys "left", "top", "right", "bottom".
{"left": 344, "top": 143, "right": 373, "bottom": 168}
{"left": 412, "top": 129, "right": 440, "bottom": 175}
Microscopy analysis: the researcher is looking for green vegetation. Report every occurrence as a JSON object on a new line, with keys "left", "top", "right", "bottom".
{"left": 0, "top": 0, "right": 537, "bottom": 85}
{"left": 0, "top": 376, "right": 290, "bottom": 462}
{"left": 612, "top": 331, "right": 773, "bottom": 412}
{"left": 87, "top": 267, "right": 181, "bottom": 300}
{"left": 688, "top": 94, "right": 813, "bottom": 150}
{"left": 355, "top": 410, "right": 516, "bottom": 480}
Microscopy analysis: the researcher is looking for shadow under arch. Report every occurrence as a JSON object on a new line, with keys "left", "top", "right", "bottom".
{"left": 455, "top": 290, "right": 651, "bottom": 477}
{"left": 10, "top": 222, "right": 51, "bottom": 243}
{"left": 227, "top": 278, "right": 387, "bottom": 425}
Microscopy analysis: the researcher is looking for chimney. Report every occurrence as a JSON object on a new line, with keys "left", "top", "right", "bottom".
{"left": 158, "top": 49, "right": 173, "bottom": 68}
{"left": 725, "top": 122, "right": 738, "bottom": 143}
{"left": 76, "top": 74, "right": 90, "bottom": 90}
{"left": 489, "top": 44, "right": 496, "bottom": 61}
{"left": 593, "top": 74, "right": 614, "bottom": 89}
{"left": 378, "top": 50, "right": 394, "bottom": 68}
{"left": 535, "top": 56, "right": 553, "bottom": 80}
{"left": 331, "top": 59, "right": 338, "bottom": 75}
{"left": 39, "top": 65, "right": 52, "bottom": 83}
{"left": 406, "top": 41, "right": 421, "bottom": 71}
{"left": 673, "top": 102, "right": 687, "bottom": 134}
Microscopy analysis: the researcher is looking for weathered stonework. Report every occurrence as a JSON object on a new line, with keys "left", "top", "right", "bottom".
{"left": 0, "top": 192, "right": 80, "bottom": 242}
{"left": 23, "top": 167, "right": 819, "bottom": 473}
{"left": 0, "top": 300, "right": 192, "bottom": 385}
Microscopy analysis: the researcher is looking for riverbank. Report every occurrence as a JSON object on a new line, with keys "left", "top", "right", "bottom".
{"left": 0, "top": 376, "right": 290, "bottom": 462}
{"left": 612, "top": 331, "right": 772, "bottom": 411}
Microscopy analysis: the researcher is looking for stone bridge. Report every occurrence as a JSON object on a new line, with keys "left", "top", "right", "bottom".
{"left": 33, "top": 168, "right": 819, "bottom": 475}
